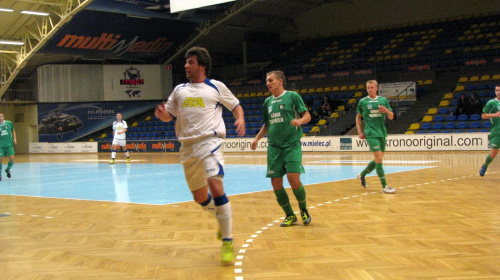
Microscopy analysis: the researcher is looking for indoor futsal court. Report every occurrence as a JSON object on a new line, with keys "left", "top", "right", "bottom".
{"left": 1, "top": 151, "right": 499, "bottom": 280}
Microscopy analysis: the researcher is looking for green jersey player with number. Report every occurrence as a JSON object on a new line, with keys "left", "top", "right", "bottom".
{"left": 355, "top": 80, "right": 396, "bottom": 193}
{"left": 479, "top": 85, "right": 500, "bottom": 176}
{"left": 251, "top": 70, "right": 312, "bottom": 227}
{"left": 0, "top": 113, "right": 16, "bottom": 181}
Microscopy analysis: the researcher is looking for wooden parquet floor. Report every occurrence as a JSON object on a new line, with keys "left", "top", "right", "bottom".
{"left": 1, "top": 152, "right": 499, "bottom": 280}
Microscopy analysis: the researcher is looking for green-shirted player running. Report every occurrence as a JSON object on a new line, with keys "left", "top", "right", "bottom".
{"left": 479, "top": 85, "right": 500, "bottom": 176}
{"left": 355, "top": 80, "right": 396, "bottom": 193}
{"left": 0, "top": 113, "right": 17, "bottom": 181}
{"left": 251, "top": 70, "right": 312, "bottom": 227}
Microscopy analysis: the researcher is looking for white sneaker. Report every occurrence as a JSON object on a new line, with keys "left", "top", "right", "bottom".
{"left": 383, "top": 186, "right": 396, "bottom": 194}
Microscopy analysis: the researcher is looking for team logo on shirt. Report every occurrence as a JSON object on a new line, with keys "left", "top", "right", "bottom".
{"left": 367, "top": 104, "right": 373, "bottom": 110}
{"left": 279, "top": 104, "right": 284, "bottom": 110}
{"left": 183, "top": 97, "right": 205, "bottom": 108}
{"left": 268, "top": 106, "right": 272, "bottom": 113}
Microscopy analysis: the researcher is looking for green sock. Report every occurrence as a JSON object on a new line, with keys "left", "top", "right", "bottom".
{"left": 6, "top": 161, "right": 13, "bottom": 171}
{"left": 274, "top": 187, "right": 294, "bottom": 216}
{"left": 361, "top": 160, "right": 376, "bottom": 177}
{"left": 0, "top": 162, "right": 2, "bottom": 173}
{"left": 484, "top": 154, "right": 493, "bottom": 166}
{"left": 375, "top": 163, "right": 387, "bottom": 188}
{"left": 292, "top": 184, "right": 307, "bottom": 211}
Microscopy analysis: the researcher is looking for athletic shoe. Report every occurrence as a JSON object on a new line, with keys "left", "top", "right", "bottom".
{"left": 220, "top": 240, "right": 234, "bottom": 265}
{"left": 217, "top": 229, "right": 222, "bottom": 241}
{"left": 383, "top": 186, "right": 396, "bottom": 194}
{"left": 300, "top": 209, "right": 311, "bottom": 225}
{"left": 126, "top": 158, "right": 131, "bottom": 163}
{"left": 479, "top": 165, "right": 487, "bottom": 177}
{"left": 357, "top": 172, "right": 367, "bottom": 188}
{"left": 5, "top": 170, "right": 11, "bottom": 178}
{"left": 109, "top": 159, "right": 115, "bottom": 164}
{"left": 280, "top": 215, "right": 297, "bottom": 227}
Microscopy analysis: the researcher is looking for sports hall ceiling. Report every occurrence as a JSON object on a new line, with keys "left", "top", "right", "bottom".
{"left": 0, "top": 0, "right": 344, "bottom": 98}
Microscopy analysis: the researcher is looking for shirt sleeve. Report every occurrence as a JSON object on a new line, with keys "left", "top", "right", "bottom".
{"left": 293, "top": 92, "right": 307, "bottom": 113}
{"left": 165, "top": 84, "right": 182, "bottom": 117}
{"left": 213, "top": 80, "right": 240, "bottom": 111}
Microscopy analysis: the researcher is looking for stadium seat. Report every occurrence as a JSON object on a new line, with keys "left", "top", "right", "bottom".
{"left": 438, "top": 108, "right": 450, "bottom": 114}
{"left": 432, "top": 123, "right": 443, "bottom": 129}
{"left": 457, "top": 114, "right": 469, "bottom": 121}
{"left": 469, "top": 76, "right": 480, "bottom": 82}
{"left": 469, "top": 122, "right": 481, "bottom": 128}
{"left": 482, "top": 121, "right": 491, "bottom": 128}
{"left": 458, "top": 76, "right": 469, "bottom": 83}
{"left": 409, "top": 123, "right": 420, "bottom": 130}
{"left": 457, "top": 122, "right": 468, "bottom": 129}
{"left": 424, "top": 80, "right": 433, "bottom": 85}
{"left": 438, "top": 100, "right": 450, "bottom": 107}
{"left": 453, "top": 85, "right": 465, "bottom": 91}
{"left": 446, "top": 115, "right": 457, "bottom": 121}
{"left": 480, "top": 75, "right": 491, "bottom": 81}
{"left": 421, "top": 123, "right": 432, "bottom": 130}
{"left": 422, "top": 115, "right": 433, "bottom": 122}
{"left": 444, "top": 122, "right": 456, "bottom": 129}
{"left": 433, "top": 115, "right": 444, "bottom": 122}
{"left": 442, "top": 93, "right": 453, "bottom": 99}
{"left": 405, "top": 131, "right": 415, "bottom": 134}
{"left": 469, "top": 114, "right": 481, "bottom": 121}
{"left": 427, "top": 108, "right": 438, "bottom": 114}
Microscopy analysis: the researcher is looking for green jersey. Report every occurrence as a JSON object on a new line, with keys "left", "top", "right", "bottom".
{"left": 483, "top": 98, "right": 500, "bottom": 136}
{"left": 263, "top": 91, "right": 307, "bottom": 148}
{"left": 356, "top": 96, "right": 392, "bottom": 138}
{"left": 0, "top": 120, "right": 15, "bottom": 147}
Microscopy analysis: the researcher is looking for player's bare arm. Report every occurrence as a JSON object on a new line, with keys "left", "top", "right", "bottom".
{"left": 291, "top": 111, "right": 311, "bottom": 127}
{"left": 155, "top": 101, "right": 174, "bottom": 122}
{"left": 232, "top": 105, "right": 246, "bottom": 137}
{"left": 355, "top": 113, "right": 365, "bottom": 139}
{"left": 251, "top": 124, "right": 268, "bottom": 150}
{"left": 378, "top": 105, "right": 394, "bottom": 120}
{"left": 482, "top": 111, "right": 500, "bottom": 119}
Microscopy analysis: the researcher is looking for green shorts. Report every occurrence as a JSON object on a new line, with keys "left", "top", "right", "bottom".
{"left": 266, "top": 141, "right": 305, "bottom": 178}
{"left": 489, "top": 135, "right": 500, "bottom": 149}
{"left": 0, "top": 146, "right": 15, "bottom": 157}
{"left": 366, "top": 137, "right": 386, "bottom": 152}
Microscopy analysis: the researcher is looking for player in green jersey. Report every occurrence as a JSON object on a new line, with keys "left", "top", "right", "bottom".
{"left": 355, "top": 80, "right": 396, "bottom": 193}
{"left": 479, "top": 85, "right": 500, "bottom": 176}
{"left": 0, "top": 113, "right": 17, "bottom": 181}
{"left": 251, "top": 70, "right": 312, "bottom": 227}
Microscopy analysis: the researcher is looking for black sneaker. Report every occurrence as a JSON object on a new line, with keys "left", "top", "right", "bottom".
{"left": 280, "top": 214, "right": 297, "bottom": 227}
{"left": 301, "top": 209, "right": 312, "bottom": 225}
{"left": 5, "top": 170, "right": 11, "bottom": 178}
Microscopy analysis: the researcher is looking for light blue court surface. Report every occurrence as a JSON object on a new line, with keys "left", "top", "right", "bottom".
{"left": 0, "top": 162, "right": 433, "bottom": 205}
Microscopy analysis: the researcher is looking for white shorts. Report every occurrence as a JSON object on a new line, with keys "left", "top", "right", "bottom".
{"left": 180, "top": 137, "right": 224, "bottom": 191}
{"left": 112, "top": 139, "right": 126, "bottom": 147}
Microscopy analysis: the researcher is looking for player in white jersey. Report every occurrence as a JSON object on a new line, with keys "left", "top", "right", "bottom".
{"left": 155, "top": 47, "right": 245, "bottom": 265}
{"left": 110, "top": 113, "right": 130, "bottom": 164}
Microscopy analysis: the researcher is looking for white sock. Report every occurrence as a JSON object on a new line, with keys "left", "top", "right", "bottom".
{"left": 201, "top": 195, "right": 216, "bottom": 216}
{"left": 216, "top": 202, "right": 232, "bottom": 240}
{"left": 125, "top": 151, "right": 130, "bottom": 158}
{"left": 111, "top": 151, "right": 116, "bottom": 159}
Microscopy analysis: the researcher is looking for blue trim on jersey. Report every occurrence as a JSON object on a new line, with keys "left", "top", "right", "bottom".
{"left": 215, "top": 102, "right": 220, "bottom": 110}
{"left": 217, "top": 162, "right": 225, "bottom": 177}
{"left": 214, "top": 193, "right": 228, "bottom": 206}
{"left": 210, "top": 143, "right": 221, "bottom": 154}
{"left": 204, "top": 78, "right": 220, "bottom": 94}
{"left": 213, "top": 131, "right": 217, "bottom": 136}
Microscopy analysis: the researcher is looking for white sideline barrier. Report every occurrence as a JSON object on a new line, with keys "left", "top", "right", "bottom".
{"left": 223, "top": 133, "right": 490, "bottom": 152}
{"left": 30, "top": 142, "right": 98, "bottom": 153}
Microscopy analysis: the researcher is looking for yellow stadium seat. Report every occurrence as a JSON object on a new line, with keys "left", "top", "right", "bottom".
{"left": 438, "top": 100, "right": 450, "bottom": 107}
{"left": 324, "top": 87, "right": 332, "bottom": 92}
{"left": 300, "top": 89, "right": 307, "bottom": 94}
{"left": 335, "top": 105, "right": 345, "bottom": 112}
{"left": 348, "top": 98, "right": 357, "bottom": 104}
{"left": 249, "top": 92, "right": 257, "bottom": 97}
{"left": 458, "top": 76, "right": 468, "bottom": 83}
{"left": 469, "top": 76, "right": 479, "bottom": 82}
{"left": 409, "top": 123, "right": 420, "bottom": 130}
{"left": 132, "top": 122, "right": 138, "bottom": 127}
{"left": 316, "top": 88, "right": 324, "bottom": 93}
{"left": 348, "top": 85, "right": 357, "bottom": 90}
{"left": 310, "top": 126, "right": 319, "bottom": 133}
{"left": 332, "top": 86, "right": 340, "bottom": 91}
{"left": 480, "top": 75, "right": 491, "bottom": 81}
{"left": 257, "top": 91, "right": 264, "bottom": 96}
{"left": 354, "top": 91, "right": 363, "bottom": 97}
{"left": 144, "top": 116, "right": 152, "bottom": 121}
{"left": 307, "top": 88, "right": 316, "bottom": 93}
{"left": 444, "top": 49, "right": 453, "bottom": 54}
{"left": 100, "top": 133, "right": 107, "bottom": 138}
{"left": 340, "top": 85, "right": 348, "bottom": 91}
{"left": 424, "top": 80, "right": 432, "bottom": 85}
{"left": 357, "top": 84, "right": 365, "bottom": 90}
{"left": 243, "top": 93, "right": 250, "bottom": 97}
{"left": 422, "top": 116, "right": 433, "bottom": 122}
{"left": 417, "top": 80, "right": 424, "bottom": 85}
{"left": 442, "top": 93, "right": 453, "bottom": 99}
{"left": 426, "top": 108, "right": 438, "bottom": 114}
{"left": 317, "top": 119, "right": 327, "bottom": 125}
{"left": 264, "top": 91, "right": 271, "bottom": 96}
{"left": 236, "top": 93, "right": 243, "bottom": 98}
{"left": 453, "top": 85, "right": 465, "bottom": 91}
{"left": 491, "top": 74, "right": 500, "bottom": 80}
{"left": 329, "top": 112, "right": 339, "bottom": 118}
{"left": 89, "top": 139, "right": 94, "bottom": 142}
{"left": 405, "top": 131, "right": 415, "bottom": 134}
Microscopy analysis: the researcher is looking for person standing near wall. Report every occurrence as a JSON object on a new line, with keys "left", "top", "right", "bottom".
{"left": 0, "top": 113, "right": 16, "bottom": 181}
{"left": 479, "top": 85, "right": 500, "bottom": 176}
{"left": 110, "top": 113, "right": 130, "bottom": 164}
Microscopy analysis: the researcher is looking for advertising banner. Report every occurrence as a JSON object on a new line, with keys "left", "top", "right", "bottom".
{"left": 97, "top": 140, "right": 181, "bottom": 153}
{"left": 38, "top": 101, "right": 157, "bottom": 142}
{"left": 379, "top": 81, "right": 416, "bottom": 101}
{"left": 103, "top": 65, "right": 164, "bottom": 101}
{"left": 30, "top": 142, "right": 98, "bottom": 153}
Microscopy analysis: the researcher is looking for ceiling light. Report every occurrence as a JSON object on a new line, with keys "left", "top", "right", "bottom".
{"left": 0, "top": 40, "right": 24, "bottom": 45}
{"left": 20, "top": 10, "right": 49, "bottom": 16}
{"left": 0, "top": 8, "right": 14, "bottom": 12}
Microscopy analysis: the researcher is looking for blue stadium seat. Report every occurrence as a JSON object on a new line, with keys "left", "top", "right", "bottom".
{"left": 469, "top": 121, "right": 481, "bottom": 129}
{"left": 421, "top": 123, "right": 432, "bottom": 130}
{"left": 446, "top": 115, "right": 457, "bottom": 121}
{"left": 457, "top": 122, "right": 468, "bottom": 129}
{"left": 438, "top": 108, "right": 450, "bottom": 114}
{"left": 433, "top": 115, "right": 445, "bottom": 122}
{"left": 431, "top": 123, "right": 443, "bottom": 129}
{"left": 482, "top": 121, "right": 491, "bottom": 128}
{"left": 416, "top": 130, "right": 427, "bottom": 134}
{"left": 469, "top": 114, "right": 481, "bottom": 121}
{"left": 444, "top": 122, "right": 456, "bottom": 129}
{"left": 457, "top": 114, "right": 469, "bottom": 121}
{"left": 441, "top": 130, "right": 451, "bottom": 133}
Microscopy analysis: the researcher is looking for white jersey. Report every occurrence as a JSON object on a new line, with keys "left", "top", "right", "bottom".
{"left": 165, "top": 78, "right": 240, "bottom": 144}
{"left": 112, "top": 120, "right": 128, "bottom": 140}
